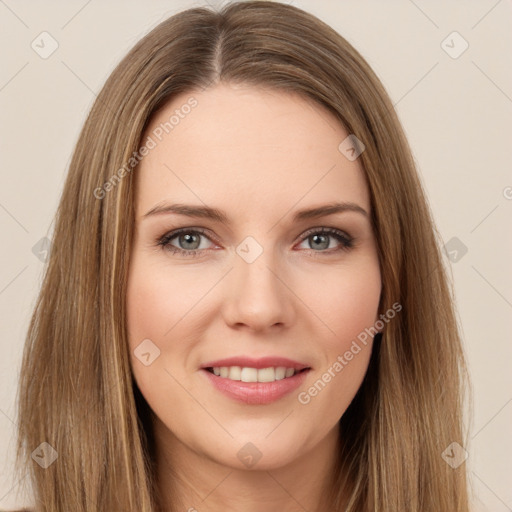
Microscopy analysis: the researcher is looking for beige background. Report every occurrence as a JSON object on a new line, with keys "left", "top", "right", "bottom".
{"left": 1, "top": 0, "right": 511, "bottom": 509}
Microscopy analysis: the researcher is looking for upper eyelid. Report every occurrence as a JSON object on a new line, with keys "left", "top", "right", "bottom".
{"left": 163, "top": 227, "right": 218, "bottom": 245}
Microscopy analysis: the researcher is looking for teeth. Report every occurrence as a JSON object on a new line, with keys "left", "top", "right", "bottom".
{"left": 275, "top": 367, "right": 286, "bottom": 380}
{"left": 228, "top": 366, "right": 242, "bottom": 380}
{"left": 211, "top": 366, "right": 301, "bottom": 382}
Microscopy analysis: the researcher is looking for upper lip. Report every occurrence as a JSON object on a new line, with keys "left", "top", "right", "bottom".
{"left": 200, "top": 356, "right": 311, "bottom": 371}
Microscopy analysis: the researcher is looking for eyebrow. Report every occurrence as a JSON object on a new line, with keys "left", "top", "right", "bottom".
{"left": 143, "top": 201, "right": 368, "bottom": 224}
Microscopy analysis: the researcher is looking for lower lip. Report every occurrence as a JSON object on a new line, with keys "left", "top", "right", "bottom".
{"left": 201, "top": 368, "right": 310, "bottom": 405}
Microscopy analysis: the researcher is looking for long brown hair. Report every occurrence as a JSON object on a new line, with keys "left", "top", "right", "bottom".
{"left": 14, "top": 1, "right": 471, "bottom": 510}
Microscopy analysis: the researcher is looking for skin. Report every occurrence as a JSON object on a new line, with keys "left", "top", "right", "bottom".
{"left": 126, "top": 82, "right": 382, "bottom": 512}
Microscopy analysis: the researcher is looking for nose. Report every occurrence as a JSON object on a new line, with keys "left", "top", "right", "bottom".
{"left": 221, "top": 247, "right": 296, "bottom": 332}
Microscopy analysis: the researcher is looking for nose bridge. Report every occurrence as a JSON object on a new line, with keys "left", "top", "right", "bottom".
{"left": 223, "top": 234, "right": 295, "bottom": 329}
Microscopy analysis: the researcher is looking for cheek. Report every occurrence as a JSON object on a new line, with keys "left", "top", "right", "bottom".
{"left": 126, "top": 268, "right": 172, "bottom": 345}
{"left": 304, "top": 260, "right": 381, "bottom": 345}
{"left": 125, "top": 254, "right": 183, "bottom": 395}
{"left": 126, "top": 254, "right": 221, "bottom": 400}
{"left": 126, "top": 256, "right": 194, "bottom": 418}
{"left": 296, "top": 260, "right": 381, "bottom": 409}
{"left": 126, "top": 254, "right": 206, "bottom": 346}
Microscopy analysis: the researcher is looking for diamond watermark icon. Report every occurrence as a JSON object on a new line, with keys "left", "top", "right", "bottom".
{"left": 134, "top": 338, "right": 161, "bottom": 366}
{"left": 31, "top": 31, "right": 59, "bottom": 59}
{"left": 441, "top": 31, "right": 469, "bottom": 59}
{"left": 237, "top": 442, "right": 263, "bottom": 468}
{"left": 441, "top": 441, "right": 468, "bottom": 469}
{"left": 32, "top": 237, "right": 52, "bottom": 262}
{"left": 443, "top": 237, "right": 468, "bottom": 263}
{"left": 338, "top": 134, "right": 365, "bottom": 161}
{"left": 236, "top": 236, "right": 263, "bottom": 264}
{"left": 31, "top": 442, "right": 58, "bottom": 468}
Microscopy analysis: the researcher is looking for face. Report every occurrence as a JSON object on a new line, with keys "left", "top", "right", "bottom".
{"left": 126, "top": 82, "right": 381, "bottom": 471}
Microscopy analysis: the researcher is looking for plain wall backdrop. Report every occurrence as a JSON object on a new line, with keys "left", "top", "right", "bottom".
{"left": 1, "top": 0, "right": 511, "bottom": 510}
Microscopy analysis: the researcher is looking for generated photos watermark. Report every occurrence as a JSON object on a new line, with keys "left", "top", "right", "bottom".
{"left": 297, "top": 301, "right": 402, "bottom": 405}
{"left": 93, "top": 96, "right": 198, "bottom": 199}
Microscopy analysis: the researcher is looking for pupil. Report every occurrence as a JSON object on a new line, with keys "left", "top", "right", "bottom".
{"left": 311, "top": 234, "right": 328, "bottom": 250}
{"left": 181, "top": 233, "right": 199, "bottom": 249}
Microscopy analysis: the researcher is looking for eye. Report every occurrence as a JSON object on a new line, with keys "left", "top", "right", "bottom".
{"left": 157, "top": 228, "right": 216, "bottom": 257}
{"left": 295, "top": 227, "right": 354, "bottom": 254}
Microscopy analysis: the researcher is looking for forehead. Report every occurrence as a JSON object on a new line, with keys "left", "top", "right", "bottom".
{"left": 135, "top": 83, "right": 369, "bottom": 220}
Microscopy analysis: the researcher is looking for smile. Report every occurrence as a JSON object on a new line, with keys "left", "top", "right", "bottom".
{"left": 206, "top": 366, "right": 307, "bottom": 382}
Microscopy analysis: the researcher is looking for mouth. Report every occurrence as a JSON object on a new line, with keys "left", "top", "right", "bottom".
{"left": 200, "top": 357, "right": 312, "bottom": 405}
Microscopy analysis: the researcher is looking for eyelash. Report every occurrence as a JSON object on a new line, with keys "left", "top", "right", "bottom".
{"left": 156, "top": 227, "right": 355, "bottom": 258}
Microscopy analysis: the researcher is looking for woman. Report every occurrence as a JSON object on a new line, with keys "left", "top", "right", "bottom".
{"left": 12, "top": 1, "right": 471, "bottom": 510}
